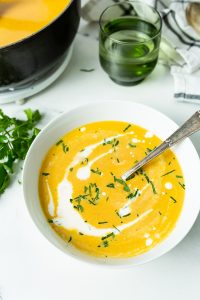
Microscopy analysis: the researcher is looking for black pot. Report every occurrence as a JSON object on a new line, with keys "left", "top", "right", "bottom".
{"left": 0, "top": 0, "right": 81, "bottom": 92}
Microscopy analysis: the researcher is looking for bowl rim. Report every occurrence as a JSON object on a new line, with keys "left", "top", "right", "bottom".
{"left": 23, "top": 100, "right": 200, "bottom": 267}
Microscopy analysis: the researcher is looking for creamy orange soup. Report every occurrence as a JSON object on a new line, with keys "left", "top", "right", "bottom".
{"left": 39, "top": 121, "right": 185, "bottom": 258}
{"left": 0, "top": 0, "right": 71, "bottom": 47}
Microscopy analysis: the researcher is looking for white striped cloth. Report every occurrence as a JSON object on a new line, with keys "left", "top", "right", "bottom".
{"left": 81, "top": 0, "right": 200, "bottom": 104}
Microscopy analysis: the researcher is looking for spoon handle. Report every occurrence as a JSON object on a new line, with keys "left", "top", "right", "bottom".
{"left": 122, "top": 111, "right": 200, "bottom": 181}
{"left": 166, "top": 110, "right": 200, "bottom": 146}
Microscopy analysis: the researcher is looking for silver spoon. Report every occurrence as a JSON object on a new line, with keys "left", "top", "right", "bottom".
{"left": 121, "top": 111, "right": 200, "bottom": 181}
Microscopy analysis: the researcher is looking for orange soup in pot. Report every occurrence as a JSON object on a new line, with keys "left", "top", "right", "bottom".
{"left": 0, "top": 0, "right": 71, "bottom": 47}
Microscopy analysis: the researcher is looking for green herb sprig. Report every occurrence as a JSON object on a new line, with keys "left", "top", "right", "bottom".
{"left": 0, "top": 109, "right": 41, "bottom": 194}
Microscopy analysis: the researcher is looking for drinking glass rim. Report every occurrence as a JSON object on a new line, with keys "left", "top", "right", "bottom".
{"left": 99, "top": 1, "right": 162, "bottom": 45}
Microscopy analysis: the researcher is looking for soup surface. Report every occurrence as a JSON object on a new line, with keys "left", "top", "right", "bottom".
{"left": 39, "top": 121, "right": 185, "bottom": 258}
{"left": 0, "top": 0, "right": 71, "bottom": 48}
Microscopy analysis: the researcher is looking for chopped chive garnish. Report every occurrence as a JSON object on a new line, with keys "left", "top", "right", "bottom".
{"left": 88, "top": 200, "right": 96, "bottom": 205}
{"left": 146, "top": 147, "right": 153, "bottom": 152}
{"left": 117, "top": 158, "right": 120, "bottom": 163}
{"left": 158, "top": 211, "right": 162, "bottom": 215}
{"left": 115, "top": 210, "right": 121, "bottom": 218}
{"left": 113, "top": 175, "right": 130, "bottom": 192}
{"left": 113, "top": 225, "right": 120, "bottom": 232}
{"left": 170, "top": 196, "right": 177, "bottom": 203}
{"left": 123, "top": 124, "right": 131, "bottom": 132}
{"left": 102, "top": 232, "right": 115, "bottom": 240}
{"left": 68, "top": 236, "right": 72, "bottom": 243}
{"left": 91, "top": 168, "right": 102, "bottom": 175}
{"left": 56, "top": 139, "right": 69, "bottom": 153}
{"left": 56, "top": 140, "right": 69, "bottom": 153}
{"left": 107, "top": 183, "right": 115, "bottom": 188}
{"left": 42, "top": 172, "right": 49, "bottom": 176}
{"left": 81, "top": 157, "right": 89, "bottom": 165}
{"left": 149, "top": 181, "right": 157, "bottom": 194}
{"left": 113, "top": 140, "right": 119, "bottom": 147}
{"left": 48, "top": 219, "right": 53, "bottom": 223}
{"left": 176, "top": 175, "right": 183, "bottom": 178}
{"left": 98, "top": 221, "right": 108, "bottom": 224}
{"left": 127, "top": 193, "right": 134, "bottom": 199}
{"left": 178, "top": 182, "right": 185, "bottom": 190}
{"left": 79, "top": 232, "right": 84, "bottom": 235}
{"left": 145, "top": 146, "right": 156, "bottom": 154}
{"left": 161, "top": 170, "right": 175, "bottom": 177}
{"left": 71, "top": 183, "right": 101, "bottom": 207}
{"left": 62, "top": 143, "right": 69, "bottom": 153}
{"left": 69, "top": 168, "right": 73, "bottom": 172}
{"left": 128, "top": 143, "right": 136, "bottom": 148}
{"left": 122, "top": 213, "right": 131, "bottom": 217}
{"left": 127, "top": 188, "right": 139, "bottom": 199}
{"left": 142, "top": 171, "right": 157, "bottom": 194}
{"left": 56, "top": 139, "right": 63, "bottom": 146}
{"left": 74, "top": 204, "right": 84, "bottom": 212}
{"left": 123, "top": 185, "right": 131, "bottom": 192}
{"left": 103, "top": 139, "right": 112, "bottom": 145}
{"left": 102, "top": 240, "right": 109, "bottom": 247}
{"left": 103, "top": 138, "right": 119, "bottom": 151}
{"left": 88, "top": 183, "right": 100, "bottom": 202}
{"left": 80, "top": 68, "right": 95, "bottom": 72}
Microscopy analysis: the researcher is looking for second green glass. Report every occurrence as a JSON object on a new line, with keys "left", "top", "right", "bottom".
{"left": 99, "top": 1, "right": 162, "bottom": 86}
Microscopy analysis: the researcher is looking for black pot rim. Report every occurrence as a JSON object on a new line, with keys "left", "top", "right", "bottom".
{"left": 0, "top": 0, "right": 74, "bottom": 51}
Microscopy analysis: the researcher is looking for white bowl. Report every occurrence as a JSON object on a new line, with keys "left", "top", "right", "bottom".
{"left": 23, "top": 101, "right": 200, "bottom": 266}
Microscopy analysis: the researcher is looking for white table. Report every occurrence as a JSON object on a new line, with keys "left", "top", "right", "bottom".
{"left": 1, "top": 23, "right": 200, "bottom": 300}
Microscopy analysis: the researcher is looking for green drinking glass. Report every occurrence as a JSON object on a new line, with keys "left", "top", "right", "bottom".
{"left": 99, "top": 1, "right": 162, "bottom": 86}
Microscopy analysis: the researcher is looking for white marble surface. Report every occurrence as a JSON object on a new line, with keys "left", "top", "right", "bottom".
{"left": 0, "top": 22, "right": 200, "bottom": 300}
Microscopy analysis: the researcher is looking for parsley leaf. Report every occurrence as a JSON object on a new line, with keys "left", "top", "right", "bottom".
{"left": 0, "top": 109, "right": 41, "bottom": 194}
